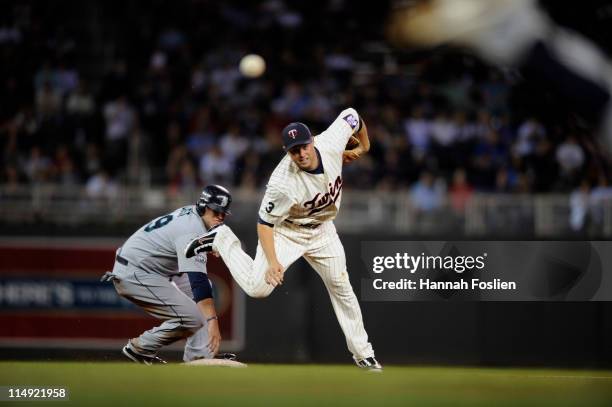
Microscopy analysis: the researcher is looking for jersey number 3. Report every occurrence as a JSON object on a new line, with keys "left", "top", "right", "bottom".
{"left": 144, "top": 214, "right": 173, "bottom": 232}
{"left": 265, "top": 202, "right": 275, "bottom": 213}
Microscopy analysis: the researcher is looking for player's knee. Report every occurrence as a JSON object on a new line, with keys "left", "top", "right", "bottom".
{"left": 248, "top": 284, "right": 273, "bottom": 299}
{"left": 328, "top": 276, "right": 353, "bottom": 296}
{"left": 249, "top": 290, "right": 271, "bottom": 299}
{"left": 182, "top": 314, "right": 204, "bottom": 332}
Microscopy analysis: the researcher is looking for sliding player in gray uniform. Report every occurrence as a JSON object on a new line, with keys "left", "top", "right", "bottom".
{"left": 102, "top": 185, "right": 232, "bottom": 364}
{"left": 186, "top": 108, "right": 381, "bottom": 370}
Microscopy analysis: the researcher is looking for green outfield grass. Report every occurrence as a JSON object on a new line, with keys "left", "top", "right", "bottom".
{"left": 1, "top": 362, "right": 612, "bottom": 406}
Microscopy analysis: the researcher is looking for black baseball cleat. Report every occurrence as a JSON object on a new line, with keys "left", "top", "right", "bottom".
{"left": 216, "top": 352, "right": 237, "bottom": 361}
{"left": 122, "top": 343, "right": 167, "bottom": 365}
{"left": 354, "top": 356, "right": 383, "bottom": 371}
{"left": 185, "top": 224, "right": 223, "bottom": 258}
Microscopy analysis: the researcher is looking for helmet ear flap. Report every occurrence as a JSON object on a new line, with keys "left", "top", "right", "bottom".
{"left": 196, "top": 200, "right": 205, "bottom": 216}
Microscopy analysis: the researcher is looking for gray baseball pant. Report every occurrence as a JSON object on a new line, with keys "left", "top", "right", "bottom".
{"left": 111, "top": 261, "right": 212, "bottom": 361}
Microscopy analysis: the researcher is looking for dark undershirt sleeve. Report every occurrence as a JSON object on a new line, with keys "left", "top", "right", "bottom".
{"left": 186, "top": 272, "right": 213, "bottom": 302}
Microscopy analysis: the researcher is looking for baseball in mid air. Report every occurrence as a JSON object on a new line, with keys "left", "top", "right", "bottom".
{"left": 239, "top": 54, "right": 266, "bottom": 78}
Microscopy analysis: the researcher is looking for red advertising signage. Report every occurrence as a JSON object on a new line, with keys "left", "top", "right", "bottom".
{"left": 0, "top": 238, "right": 244, "bottom": 351}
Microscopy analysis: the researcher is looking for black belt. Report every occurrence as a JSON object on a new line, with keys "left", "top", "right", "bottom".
{"left": 116, "top": 254, "right": 129, "bottom": 266}
{"left": 284, "top": 219, "right": 321, "bottom": 229}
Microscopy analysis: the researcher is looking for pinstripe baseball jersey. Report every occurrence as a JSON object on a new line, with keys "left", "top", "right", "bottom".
{"left": 258, "top": 108, "right": 361, "bottom": 226}
{"left": 118, "top": 205, "right": 208, "bottom": 276}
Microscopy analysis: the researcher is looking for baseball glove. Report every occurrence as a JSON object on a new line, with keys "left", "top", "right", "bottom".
{"left": 343, "top": 136, "right": 362, "bottom": 164}
{"left": 345, "top": 135, "right": 360, "bottom": 151}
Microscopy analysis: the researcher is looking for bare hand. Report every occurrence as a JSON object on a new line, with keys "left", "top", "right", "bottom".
{"left": 343, "top": 147, "right": 362, "bottom": 164}
{"left": 207, "top": 319, "right": 221, "bottom": 356}
{"left": 265, "top": 261, "right": 285, "bottom": 287}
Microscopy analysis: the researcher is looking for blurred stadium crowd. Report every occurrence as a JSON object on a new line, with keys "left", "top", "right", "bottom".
{"left": 1, "top": 0, "right": 612, "bottom": 215}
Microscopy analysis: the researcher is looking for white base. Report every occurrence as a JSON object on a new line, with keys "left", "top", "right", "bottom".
{"left": 184, "top": 359, "right": 247, "bottom": 368}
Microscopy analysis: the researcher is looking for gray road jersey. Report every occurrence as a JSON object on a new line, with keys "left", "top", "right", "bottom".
{"left": 118, "top": 205, "right": 208, "bottom": 276}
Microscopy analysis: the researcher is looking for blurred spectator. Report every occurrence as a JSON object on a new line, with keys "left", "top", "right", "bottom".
{"left": 403, "top": 106, "right": 431, "bottom": 157}
{"left": 471, "top": 130, "right": 507, "bottom": 189}
{"left": 85, "top": 170, "right": 119, "bottom": 201}
{"left": 272, "top": 82, "right": 310, "bottom": 119}
{"left": 55, "top": 63, "right": 79, "bottom": 96}
{"left": 515, "top": 118, "right": 546, "bottom": 158}
{"left": 52, "top": 145, "right": 79, "bottom": 187}
{"left": 472, "top": 110, "right": 492, "bottom": 141}
{"left": 410, "top": 171, "right": 446, "bottom": 212}
{"left": 83, "top": 143, "right": 103, "bottom": 179}
{"left": 35, "top": 82, "right": 62, "bottom": 120}
{"left": 589, "top": 175, "right": 612, "bottom": 229}
{"left": 449, "top": 168, "right": 474, "bottom": 213}
{"left": 556, "top": 136, "right": 585, "bottom": 178}
{"left": 23, "top": 146, "right": 52, "bottom": 184}
{"left": 306, "top": 88, "right": 334, "bottom": 121}
{"left": 481, "top": 71, "right": 509, "bottom": 115}
{"left": 103, "top": 95, "right": 136, "bottom": 170}
{"left": 149, "top": 50, "right": 167, "bottom": 74}
{"left": 34, "top": 62, "right": 57, "bottom": 92}
{"left": 199, "top": 145, "right": 233, "bottom": 186}
{"left": 185, "top": 110, "right": 215, "bottom": 158}
{"left": 66, "top": 82, "right": 95, "bottom": 117}
{"left": 220, "top": 125, "right": 249, "bottom": 165}
{"left": 514, "top": 173, "right": 532, "bottom": 194}
{"left": 210, "top": 62, "right": 241, "bottom": 97}
{"left": 168, "top": 158, "right": 200, "bottom": 197}
{"left": 495, "top": 167, "right": 517, "bottom": 193}
{"left": 126, "top": 122, "right": 150, "bottom": 185}
{"left": 1, "top": 164, "right": 24, "bottom": 194}
{"left": 430, "top": 111, "right": 458, "bottom": 171}
{"left": 569, "top": 179, "right": 591, "bottom": 232}
{"left": 430, "top": 112, "right": 458, "bottom": 148}
{"left": 190, "top": 63, "right": 207, "bottom": 95}
{"left": 166, "top": 145, "right": 190, "bottom": 186}
{"left": 530, "top": 138, "right": 557, "bottom": 192}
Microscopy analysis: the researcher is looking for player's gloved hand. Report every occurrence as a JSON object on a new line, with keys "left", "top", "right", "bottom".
{"left": 207, "top": 318, "right": 221, "bottom": 357}
{"left": 342, "top": 146, "right": 363, "bottom": 164}
{"left": 265, "top": 261, "right": 285, "bottom": 287}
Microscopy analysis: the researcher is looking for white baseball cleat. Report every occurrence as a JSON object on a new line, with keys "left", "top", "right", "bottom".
{"left": 354, "top": 356, "right": 383, "bottom": 372}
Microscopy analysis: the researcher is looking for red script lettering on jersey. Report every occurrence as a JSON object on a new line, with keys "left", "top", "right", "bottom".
{"left": 303, "top": 176, "right": 343, "bottom": 215}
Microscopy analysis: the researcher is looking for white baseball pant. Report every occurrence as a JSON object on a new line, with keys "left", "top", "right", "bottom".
{"left": 212, "top": 222, "right": 374, "bottom": 360}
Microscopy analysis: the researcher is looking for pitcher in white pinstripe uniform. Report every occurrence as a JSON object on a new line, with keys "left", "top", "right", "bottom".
{"left": 186, "top": 108, "right": 381, "bottom": 370}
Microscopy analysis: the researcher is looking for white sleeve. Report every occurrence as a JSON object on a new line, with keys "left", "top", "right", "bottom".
{"left": 258, "top": 185, "right": 294, "bottom": 226}
{"left": 319, "top": 107, "right": 360, "bottom": 151}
